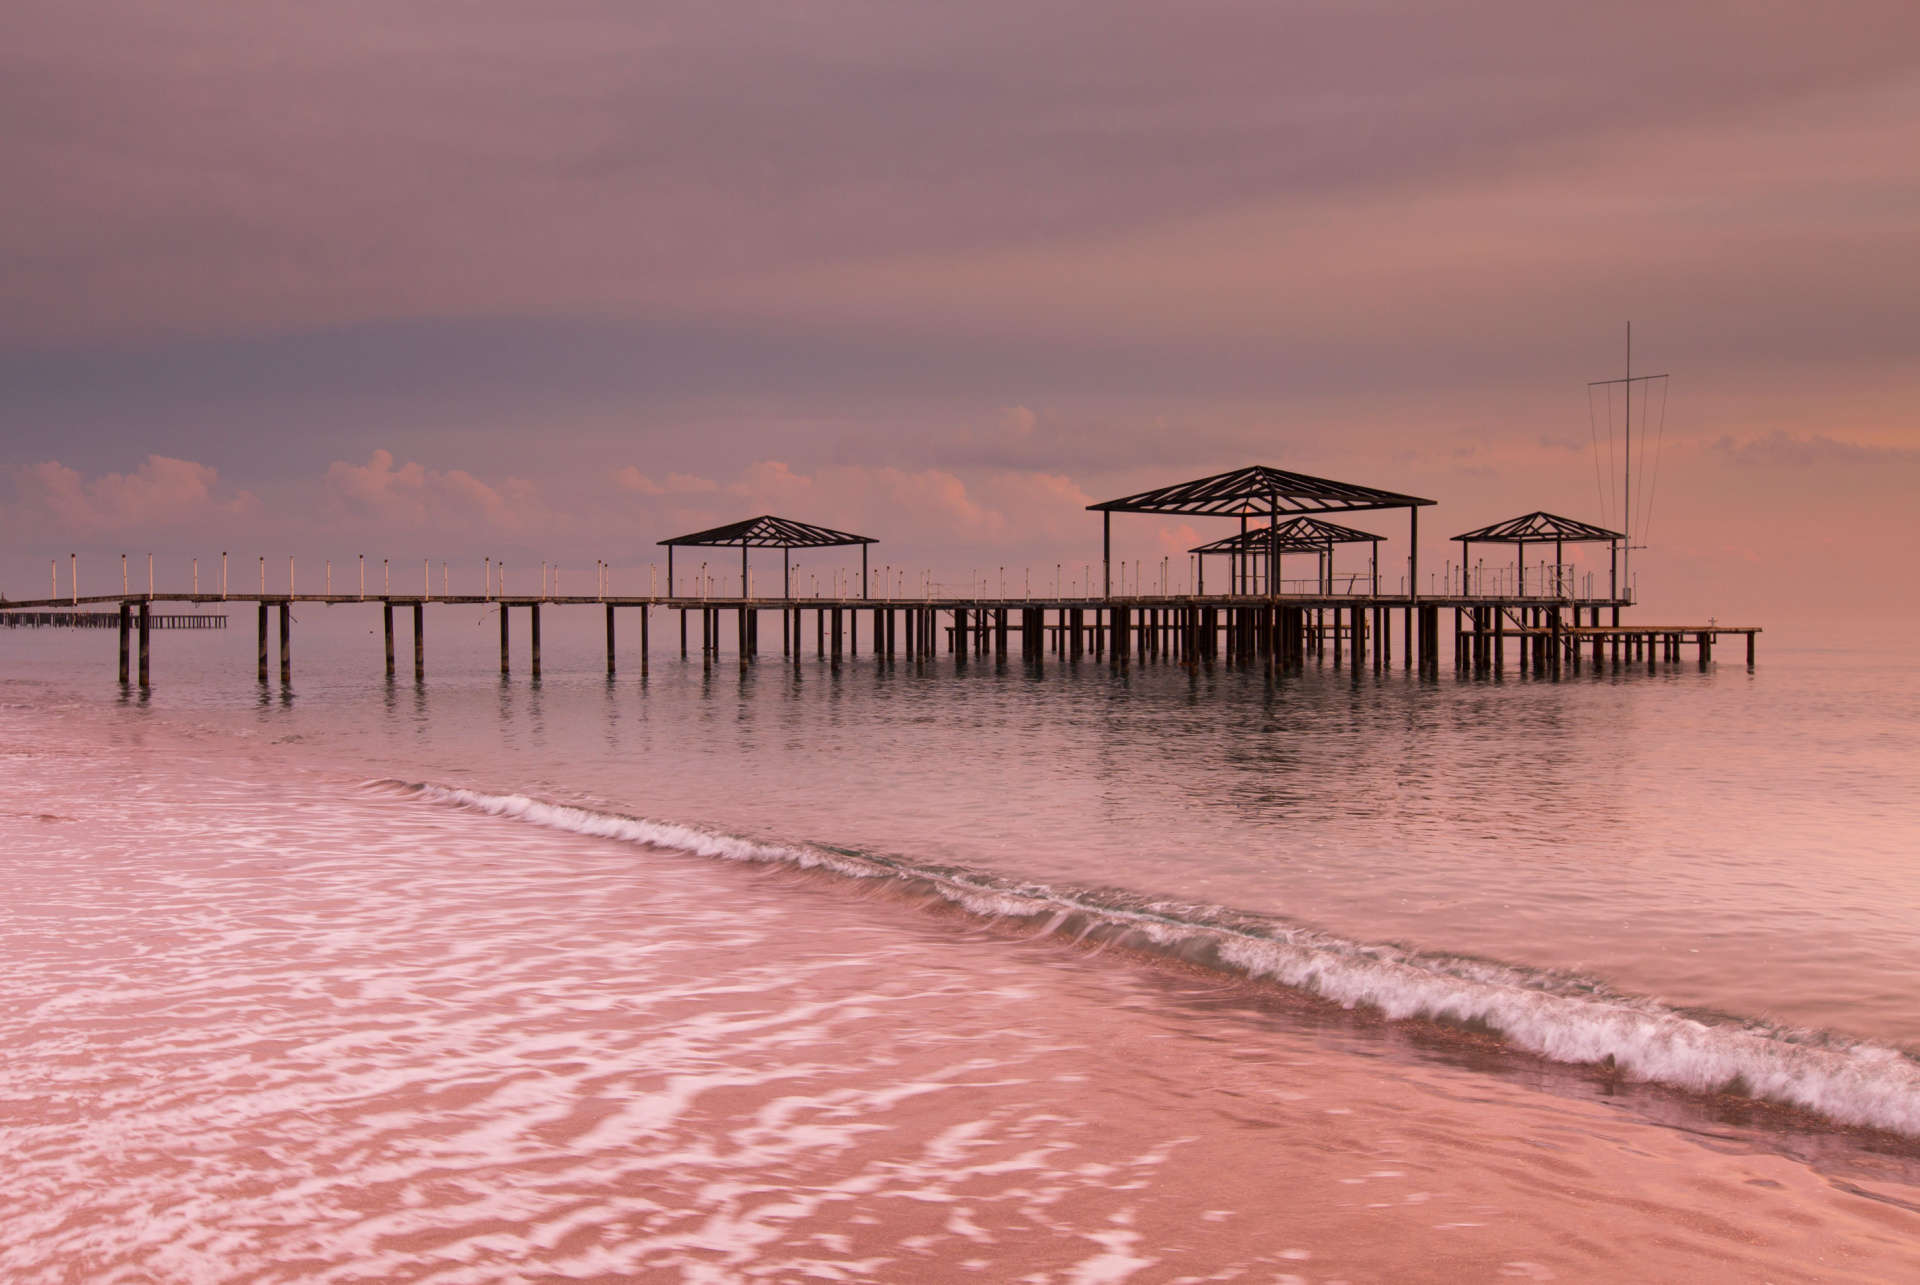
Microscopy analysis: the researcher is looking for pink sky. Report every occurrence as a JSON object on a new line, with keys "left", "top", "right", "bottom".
{"left": 4, "top": 2, "right": 1918, "bottom": 634}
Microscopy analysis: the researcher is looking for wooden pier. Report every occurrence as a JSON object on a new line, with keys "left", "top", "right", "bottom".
{"left": 2, "top": 464, "right": 1758, "bottom": 690}
{"left": 0, "top": 588, "right": 1754, "bottom": 690}
{"left": 2, "top": 610, "right": 226, "bottom": 629}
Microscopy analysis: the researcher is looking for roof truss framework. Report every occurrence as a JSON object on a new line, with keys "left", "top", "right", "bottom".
{"left": 659, "top": 515, "right": 876, "bottom": 549}
{"left": 1451, "top": 511, "right": 1622, "bottom": 544}
{"left": 1189, "top": 516, "right": 1385, "bottom": 554}
{"left": 1089, "top": 465, "right": 1435, "bottom": 516}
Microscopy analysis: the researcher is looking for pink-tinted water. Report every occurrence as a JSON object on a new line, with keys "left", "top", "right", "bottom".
{"left": 3, "top": 687, "right": 1919, "bottom": 1281}
{"left": 7, "top": 615, "right": 1920, "bottom": 1280}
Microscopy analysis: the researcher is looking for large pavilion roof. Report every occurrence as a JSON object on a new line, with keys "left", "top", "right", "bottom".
{"left": 658, "top": 515, "right": 876, "bottom": 549}
{"left": 1089, "top": 465, "right": 1434, "bottom": 517}
{"left": 1452, "top": 511, "right": 1622, "bottom": 544}
{"left": 1189, "top": 516, "right": 1385, "bottom": 555}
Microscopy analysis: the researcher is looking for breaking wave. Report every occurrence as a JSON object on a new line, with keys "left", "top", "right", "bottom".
{"left": 372, "top": 778, "right": 1920, "bottom": 1138}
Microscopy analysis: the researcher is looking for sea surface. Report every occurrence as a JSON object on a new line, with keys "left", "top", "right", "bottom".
{"left": 3, "top": 606, "right": 1919, "bottom": 1282}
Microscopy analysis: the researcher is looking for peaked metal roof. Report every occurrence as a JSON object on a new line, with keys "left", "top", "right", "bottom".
{"left": 1088, "top": 465, "right": 1434, "bottom": 516}
{"left": 1451, "top": 511, "right": 1623, "bottom": 543}
{"left": 1189, "top": 516, "right": 1385, "bottom": 555}
{"left": 658, "top": 515, "right": 876, "bottom": 548}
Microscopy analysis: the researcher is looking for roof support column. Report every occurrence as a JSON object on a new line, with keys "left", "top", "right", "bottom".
{"left": 1103, "top": 511, "right": 1111, "bottom": 599}
{"left": 1409, "top": 506, "right": 1420, "bottom": 603}
{"left": 1267, "top": 507, "right": 1277, "bottom": 600}
{"left": 862, "top": 544, "right": 869, "bottom": 599}
{"left": 742, "top": 545, "right": 749, "bottom": 599}
{"left": 667, "top": 547, "right": 674, "bottom": 598}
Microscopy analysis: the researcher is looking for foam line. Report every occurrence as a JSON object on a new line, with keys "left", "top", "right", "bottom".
{"left": 372, "top": 779, "right": 1920, "bottom": 1137}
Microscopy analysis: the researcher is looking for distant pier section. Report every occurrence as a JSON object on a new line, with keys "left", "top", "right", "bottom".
{"left": 2, "top": 464, "right": 1757, "bottom": 691}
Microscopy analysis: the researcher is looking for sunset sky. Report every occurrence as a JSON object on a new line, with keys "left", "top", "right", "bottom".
{"left": 6, "top": 2, "right": 1918, "bottom": 631}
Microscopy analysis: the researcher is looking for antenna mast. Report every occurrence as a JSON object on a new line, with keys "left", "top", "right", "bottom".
{"left": 1588, "top": 323, "right": 1666, "bottom": 598}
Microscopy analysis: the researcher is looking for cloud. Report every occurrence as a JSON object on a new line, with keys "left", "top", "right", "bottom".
{"left": 323, "top": 448, "right": 542, "bottom": 533}
{"left": 613, "top": 467, "right": 719, "bottom": 496}
{"left": 614, "top": 456, "right": 1101, "bottom": 549}
{"left": 1709, "top": 431, "right": 1920, "bottom": 472}
{"left": 11, "top": 454, "right": 258, "bottom": 537}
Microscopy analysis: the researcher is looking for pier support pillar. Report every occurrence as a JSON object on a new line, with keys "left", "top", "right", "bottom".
{"left": 384, "top": 601, "right": 395, "bottom": 677}
{"left": 531, "top": 604, "right": 541, "bottom": 679}
{"left": 640, "top": 607, "right": 650, "bottom": 677}
{"left": 138, "top": 602, "right": 151, "bottom": 689}
{"left": 500, "top": 606, "right": 510, "bottom": 676}
{"left": 413, "top": 602, "right": 424, "bottom": 682}
{"left": 606, "top": 604, "right": 617, "bottom": 677}
{"left": 118, "top": 602, "right": 131, "bottom": 684}
{"left": 277, "top": 601, "right": 290, "bottom": 685}
{"left": 257, "top": 603, "right": 269, "bottom": 683}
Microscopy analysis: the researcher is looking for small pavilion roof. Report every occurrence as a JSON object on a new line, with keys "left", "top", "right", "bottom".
{"left": 658, "top": 515, "right": 876, "bottom": 549}
{"left": 1451, "top": 511, "right": 1623, "bottom": 544}
{"left": 1089, "top": 465, "right": 1434, "bottom": 517}
{"left": 1189, "top": 516, "right": 1385, "bottom": 555}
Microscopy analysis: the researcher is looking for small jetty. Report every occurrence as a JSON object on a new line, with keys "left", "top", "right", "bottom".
{"left": 1, "top": 464, "right": 1757, "bottom": 690}
{"left": 2, "top": 611, "right": 225, "bottom": 630}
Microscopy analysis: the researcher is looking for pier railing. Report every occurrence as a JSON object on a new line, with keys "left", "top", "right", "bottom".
{"left": 8, "top": 552, "right": 1631, "bottom": 611}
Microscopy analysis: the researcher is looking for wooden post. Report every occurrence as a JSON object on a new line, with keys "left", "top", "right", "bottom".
{"left": 531, "top": 603, "right": 541, "bottom": 679}
{"left": 138, "top": 602, "right": 151, "bottom": 689}
{"left": 606, "top": 604, "right": 616, "bottom": 676}
{"left": 640, "top": 607, "right": 650, "bottom": 676}
{"left": 413, "top": 602, "right": 424, "bottom": 681}
{"left": 1747, "top": 631, "right": 1756, "bottom": 666}
{"left": 384, "top": 601, "right": 395, "bottom": 677}
{"left": 278, "top": 601, "right": 290, "bottom": 685}
{"left": 258, "top": 603, "right": 269, "bottom": 683}
{"left": 500, "top": 606, "right": 510, "bottom": 676}
{"left": 1351, "top": 603, "right": 1364, "bottom": 669}
{"left": 118, "top": 602, "right": 131, "bottom": 684}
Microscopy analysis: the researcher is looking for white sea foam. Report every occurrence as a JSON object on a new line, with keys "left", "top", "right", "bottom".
{"left": 382, "top": 780, "right": 1920, "bottom": 1138}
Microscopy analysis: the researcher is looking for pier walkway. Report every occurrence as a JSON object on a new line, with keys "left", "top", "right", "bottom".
{"left": 1, "top": 588, "right": 1753, "bottom": 689}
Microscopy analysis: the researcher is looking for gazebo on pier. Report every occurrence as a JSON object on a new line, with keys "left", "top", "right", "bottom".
{"left": 659, "top": 515, "right": 877, "bottom": 598}
{"left": 1189, "top": 517, "right": 1385, "bottom": 596}
{"left": 1090, "top": 465, "right": 1434, "bottom": 599}
{"left": 1451, "top": 512, "right": 1624, "bottom": 599}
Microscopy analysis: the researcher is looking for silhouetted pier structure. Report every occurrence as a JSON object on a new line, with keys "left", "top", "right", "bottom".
{"left": 2, "top": 466, "right": 1758, "bottom": 690}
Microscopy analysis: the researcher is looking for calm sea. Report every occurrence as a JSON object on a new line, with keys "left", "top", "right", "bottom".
{"left": 4, "top": 606, "right": 1918, "bottom": 1281}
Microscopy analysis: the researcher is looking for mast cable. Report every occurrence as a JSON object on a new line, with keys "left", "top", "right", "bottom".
{"left": 1587, "top": 385, "right": 1610, "bottom": 526}
{"left": 1640, "top": 375, "right": 1671, "bottom": 544}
